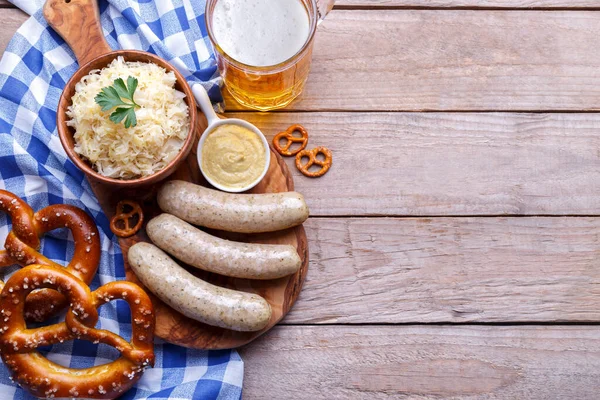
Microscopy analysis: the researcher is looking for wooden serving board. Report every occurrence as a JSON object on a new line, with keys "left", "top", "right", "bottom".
{"left": 91, "top": 119, "right": 309, "bottom": 349}
{"left": 42, "top": 0, "right": 308, "bottom": 349}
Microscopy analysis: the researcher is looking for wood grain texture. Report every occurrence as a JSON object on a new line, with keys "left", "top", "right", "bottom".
{"left": 0, "top": 9, "right": 26, "bottom": 56}
{"left": 240, "top": 325, "right": 600, "bottom": 399}
{"left": 336, "top": 0, "right": 600, "bottom": 7}
{"left": 43, "top": 0, "right": 112, "bottom": 66}
{"left": 5, "top": 9, "right": 600, "bottom": 112}
{"left": 229, "top": 112, "right": 600, "bottom": 216}
{"left": 224, "top": 10, "right": 600, "bottom": 111}
{"left": 4, "top": 0, "right": 600, "bottom": 8}
{"left": 283, "top": 217, "right": 600, "bottom": 324}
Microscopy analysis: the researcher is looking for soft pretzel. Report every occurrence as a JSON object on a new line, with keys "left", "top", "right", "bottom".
{"left": 0, "top": 264, "right": 155, "bottom": 399}
{"left": 273, "top": 124, "right": 309, "bottom": 156}
{"left": 0, "top": 189, "right": 101, "bottom": 321}
{"left": 0, "top": 191, "right": 38, "bottom": 267}
{"left": 110, "top": 200, "right": 144, "bottom": 238}
{"left": 295, "top": 146, "right": 333, "bottom": 178}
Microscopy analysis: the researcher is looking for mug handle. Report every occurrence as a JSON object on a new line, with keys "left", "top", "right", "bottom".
{"left": 316, "top": 0, "right": 335, "bottom": 25}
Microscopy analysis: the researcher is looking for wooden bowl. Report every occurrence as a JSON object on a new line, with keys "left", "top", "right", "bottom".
{"left": 56, "top": 51, "right": 198, "bottom": 187}
{"left": 45, "top": 0, "right": 197, "bottom": 187}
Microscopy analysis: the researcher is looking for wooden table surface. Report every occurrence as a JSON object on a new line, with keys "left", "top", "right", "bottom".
{"left": 2, "top": 1, "right": 600, "bottom": 398}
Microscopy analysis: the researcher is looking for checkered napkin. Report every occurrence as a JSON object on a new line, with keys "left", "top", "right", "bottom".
{"left": 0, "top": 0, "right": 243, "bottom": 399}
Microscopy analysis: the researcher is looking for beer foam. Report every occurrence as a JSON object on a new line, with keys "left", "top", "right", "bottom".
{"left": 212, "top": 0, "right": 311, "bottom": 67}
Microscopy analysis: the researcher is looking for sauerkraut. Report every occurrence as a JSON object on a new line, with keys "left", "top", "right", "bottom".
{"left": 66, "top": 57, "right": 190, "bottom": 179}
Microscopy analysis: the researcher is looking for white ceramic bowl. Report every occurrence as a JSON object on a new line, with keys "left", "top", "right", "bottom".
{"left": 193, "top": 84, "right": 270, "bottom": 193}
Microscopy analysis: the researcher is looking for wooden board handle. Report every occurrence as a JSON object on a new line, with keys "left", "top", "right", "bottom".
{"left": 43, "top": 0, "right": 112, "bottom": 66}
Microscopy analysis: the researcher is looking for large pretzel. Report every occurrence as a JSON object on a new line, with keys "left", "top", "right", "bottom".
{"left": 0, "top": 190, "right": 100, "bottom": 321}
{"left": 0, "top": 265, "right": 155, "bottom": 399}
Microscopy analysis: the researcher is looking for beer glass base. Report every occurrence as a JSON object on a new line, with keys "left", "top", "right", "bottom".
{"left": 225, "top": 86, "right": 304, "bottom": 112}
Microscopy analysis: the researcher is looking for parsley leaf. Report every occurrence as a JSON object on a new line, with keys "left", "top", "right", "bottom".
{"left": 94, "top": 76, "right": 140, "bottom": 128}
{"left": 112, "top": 78, "right": 130, "bottom": 100}
{"left": 127, "top": 76, "right": 138, "bottom": 98}
{"left": 109, "top": 107, "right": 137, "bottom": 129}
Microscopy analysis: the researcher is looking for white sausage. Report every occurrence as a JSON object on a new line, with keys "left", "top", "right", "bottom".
{"left": 128, "top": 242, "right": 272, "bottom": 332}
{"left": 147, "top": 214, "right": 301, "bottom": 280}
{"left": 157, "top": 180, "right": 309, "bottom": 233}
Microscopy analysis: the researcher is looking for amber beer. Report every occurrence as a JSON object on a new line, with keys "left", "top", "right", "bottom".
{"left": 205, "top": 0, "right": 321, "bottom": 111}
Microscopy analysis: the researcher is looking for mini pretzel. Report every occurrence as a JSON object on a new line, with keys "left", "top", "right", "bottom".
{"left": 110, "top": 200, "right": 144, "bottom": 238}
{"left": 0, "top": 264, "right": 155, "bottom": 399}
{"left": 273, "top": 124, "right": 309, "bottom": 156}
{"left": 0, "top": 189, "right": 101, "bottom": 322}
{"left": 295, "top": 147, "right": 333, "bottom": 177}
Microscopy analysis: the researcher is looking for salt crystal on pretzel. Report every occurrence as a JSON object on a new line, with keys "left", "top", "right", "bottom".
{"left": 0, "top": 189, "right": 101, "bottom": 322}
{"left": 0, "top": 265, "right": 155, "bottom": 399}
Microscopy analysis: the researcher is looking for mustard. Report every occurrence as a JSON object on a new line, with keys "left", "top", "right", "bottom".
{"left": 201, "top": 124, "right": 266, "bottom": 189}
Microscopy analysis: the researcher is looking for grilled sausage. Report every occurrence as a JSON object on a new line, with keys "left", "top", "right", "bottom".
{"left": 157, "top": 180, "right": 309, "bottom": 233}
{"left": 128, "top": 242, "right": 272, "bottom": 332}
{"left": 147, "top": 214, "right": 301, "bottom": 279}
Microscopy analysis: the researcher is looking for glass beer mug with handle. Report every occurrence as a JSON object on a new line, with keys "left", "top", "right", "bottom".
{"left": 205, "top": 0, "right": 335, "bottom": 111}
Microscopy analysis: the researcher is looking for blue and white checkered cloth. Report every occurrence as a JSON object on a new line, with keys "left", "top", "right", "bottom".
{"left": 0, "top": 0, "right": 243, "bottom": 399}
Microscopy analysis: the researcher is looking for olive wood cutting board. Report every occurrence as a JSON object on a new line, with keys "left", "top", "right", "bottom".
{"left": 91, "top": 118, "right": 309, "bottom": 349}
{"left": 43, "top": 0, "right": 307, "bottom": 349}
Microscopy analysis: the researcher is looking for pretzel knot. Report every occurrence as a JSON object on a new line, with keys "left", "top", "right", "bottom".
{"left": 0, "top": 265, "right": 155, "bottom": 399}
{"left": 110, "top": 201, "right": 144, "bottom": 238}
{"left": 0, "top": 190, "right": 101, "bottom": 322}
{"left": 295, "top": 146, "right": 333, "bottom": 178}
{"left": 273, "top": 124, "right": 309, "bottom": 157}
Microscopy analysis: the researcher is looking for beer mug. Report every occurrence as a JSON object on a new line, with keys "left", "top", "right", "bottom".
{"left": 205, "top": 0, "right": 335, "bottom": 111}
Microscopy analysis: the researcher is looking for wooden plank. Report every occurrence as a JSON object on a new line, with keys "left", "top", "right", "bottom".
{"left": 224, "top": 10, "right": 600, "bottom": 111}
{"left": 5, "top": 10, "right": 600, "bottom": 111}
{"left": 0, "top": 9, "right": 26, "bottom": 56}
{"left": 229, "top": 112, "right": 600, "bottom": 216}
{"left": 4, "top": 0, "right": 600, "bottom": 8}
{"left": 337, "top": 0, "right": 600, "bottom": 7}
{"left": 283, "top": 217, "right": 600, "bottom": 324}
{"left": 240, "top": 325, "right": 600, "bottom": 399}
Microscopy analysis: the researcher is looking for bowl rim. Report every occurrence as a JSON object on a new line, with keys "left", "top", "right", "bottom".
{"left": 57, "top": 49, "right": 198, "bottom": 187}
{"left": 197, "top": 118, "right": 271, "bottom": 193}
